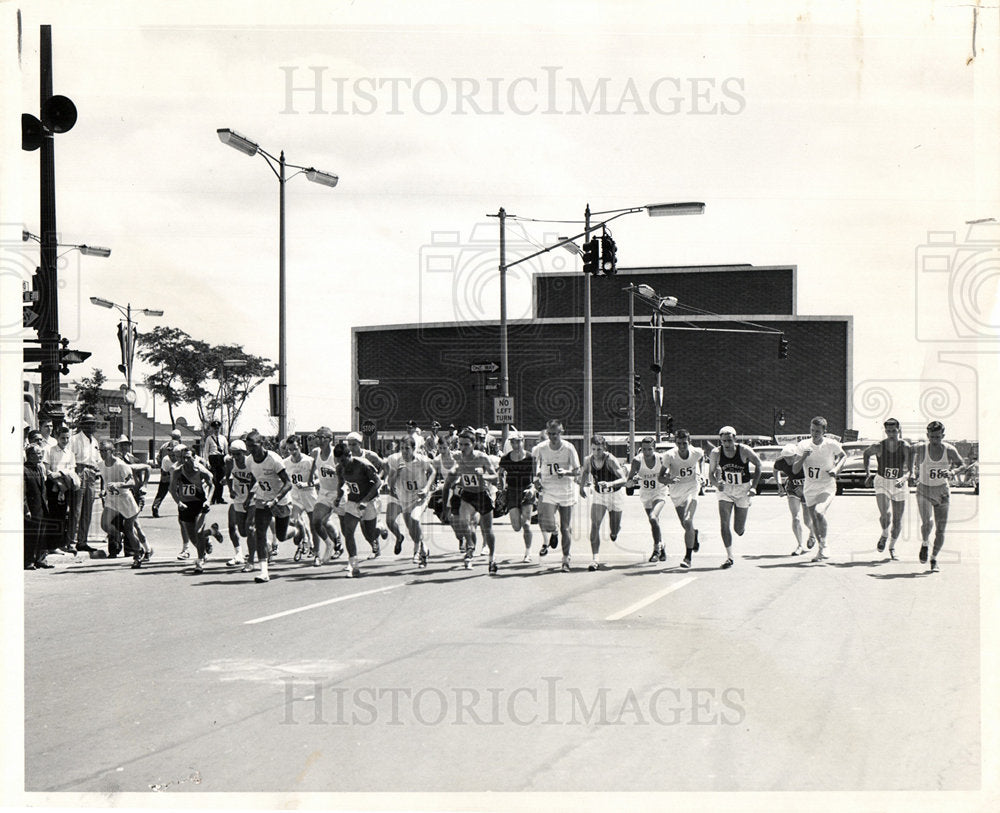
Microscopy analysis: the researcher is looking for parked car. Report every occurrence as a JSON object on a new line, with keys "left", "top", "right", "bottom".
{"left": 835, "top": 441, "right": 878, "bottom": 494}
{"left": 751, "top": 445, "right": 785, "bottom": 494}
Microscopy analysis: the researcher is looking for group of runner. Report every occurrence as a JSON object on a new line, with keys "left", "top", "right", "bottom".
{"left": 155, "top": 415, "right": 965, "bottom": 582}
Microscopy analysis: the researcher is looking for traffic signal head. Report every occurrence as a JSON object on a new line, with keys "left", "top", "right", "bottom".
{"left": 778, "top": 335, "right": 789, "bottom": 359}
{"left": 601, "top": 234, "right": 617, "bottom": 275}
{"left": 582, "top": 239, "right": 600, "bottom": 274}
{"left": 663, "top": 413, "right": 674, "bottom": 433}
{"left": 633, "top": 373, "right": 641, "bottom": 396}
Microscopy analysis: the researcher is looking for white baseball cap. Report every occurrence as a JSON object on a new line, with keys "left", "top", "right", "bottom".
{"left": 230, "top": 439, "right": 247, "bottom": 452}
{"left": 346, "top": 432, "right": 363, "bottom": 443}
{"left": 718, "top": 425, "right": 737, "bottom": 436}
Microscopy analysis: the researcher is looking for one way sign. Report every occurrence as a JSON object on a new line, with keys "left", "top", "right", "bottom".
{"left": 470, "top": 361, "right": 499, "bottom": 373}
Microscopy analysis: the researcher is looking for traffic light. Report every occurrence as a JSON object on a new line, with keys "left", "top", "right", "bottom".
{"left": 601, "top": 234, "right": 617, "bottom": 274}
{"left": 582, "top": 238, "right": 600, "bottom": 274}
{"left": 778, "top": 335, "right": 789, "bottom": 359}
{"left": 23, "top": 267, "right": 48, "bottom": 333}
{"left": 663, "top": 414, "right": 674, "bottom": 434}
{"left": 633, "top": 373, "right": 642, "bottom": 396}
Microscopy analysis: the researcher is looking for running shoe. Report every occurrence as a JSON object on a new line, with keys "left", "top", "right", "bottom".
{"left": 889, "top": 547, "right": 898, "bottom": 561}
{"left": 791, "top": 547, "right": 804, "bottom": 556}
{"left": 720, "top": 558, "right": 734, "bottom": 569}
{"left": 240, "top": 562, "right": 255, "bottom": 573}
{"left": 412, "top": 553, "right": 420, "bottom": 565}
{"left": 394, "top": 537, "right": 403, "bottom": 556}
{"left": 930, "top": 559, "right": 939, "bottom": 572}
{"left": 313, "top": 557, "right": 321, "bottom": 567}
{"left": 193, "top": 561, "right": 204, "bottom": 573}
{"left": 142, "top": 549, "right": 152, "bottom": 562}
{"left": 488, "top": 560, "right": 498, "bottom": 576}
{"left": 539, "top": 544, "right": 548, "bottom": 557}
{"left": 226, "top": 555, "right": 244, "bottom": 567}
{"left": 806, "top": 534, "right": 816, "bottom": 549}
{"left": 813, "top": 549, "right": 828, "bottom": 561}
{"left": 347, "top": 566, "right": 361, "bottom": 578}
{"left": 418, "top": 550, "right": 428, "bottom": 569}
{"left": 177, "top": 550, "right": 190, "bottom": 560}
{"left": 271, "top": 543, "right": 279, "bottom": 558}
{"left": 560, "top": 557, "right": 571, "bottom": 572}
{"left": 680, "top": 557, "right": 691, "bottom": 569}
{"left": 131, "top": 559, "right": 142, "bottom": 569}
{"left": 549, "top": 534, "right": 559, "bottom": 549}
{"left": 648, "top": 548, "right": 660, "bottom": 563}
{"left": 205, "top": 539, "right": 213, "bottom": 555}
{"left": 379, "top": 527, "right": 389, "bottom": 540}
{"left": 369, "top": 539, "right": 381, "bottom": 560}
{"left": 522, "top": 553, "right": 532, "bottom": 563}
{"left": 588, "top": 561, "right": 599, "bottom": 572}
{"left": 332, "top": 543, "right": 344, "bottom": 559}
{"left": 877, "top": 536, "right": 887, "bottom": 552}
{"left": 463, "top": 556, "right": 473, "bottom": 570}
{"left": 919, "top": 546, "right": 928, "bottom": 564}
{"left": 658, "top": 547, "right": 666, "bottom": 563}
{"left": 254, "top": 574, "right": 269, "bottom": 583}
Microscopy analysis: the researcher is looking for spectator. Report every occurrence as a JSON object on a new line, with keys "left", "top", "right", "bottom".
{"left": 24, "top": 445, "right": 53, "bottom": 569}
{"left": 69, "top": 414, "right": 101, "bottom": 553}
{"left": 38, "top": 417, "right": 58, "bottom": 451}
{"left": 44, "top": 425, "right": 79, "bottom": 553}
{"left": 203, "top": 419, "right": 229, "bottom": 504}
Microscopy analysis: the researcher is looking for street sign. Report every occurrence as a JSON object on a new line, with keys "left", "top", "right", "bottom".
{"left": 107, "top": 405, "right": 122, "bottom": 414}
{"left": 484, "top": 383, "right": 499, "bottom": 391}
{"left": 358, "top": 378, "right": 380, "bottom": 386}
{"left": 470, "top": 361, "right": 499, "bottom": 373}
{"left": 23, "top": 290, "right": 40, "bottom": 302}
{"left": 23, "top": 307, "right": 40, "bottom": 328}
{"left": 361, "top": 419, "right": 377, "bottom": 435}
{"left": 23, "top": 346, "right": 91, "bottom": 365}
{"left": 494, "top": 396, "right": 514, "bottom": 424}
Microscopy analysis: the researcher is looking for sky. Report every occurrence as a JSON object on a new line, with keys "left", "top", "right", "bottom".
{"left": 2, "top": 0, "right": 998, "bottom": 446}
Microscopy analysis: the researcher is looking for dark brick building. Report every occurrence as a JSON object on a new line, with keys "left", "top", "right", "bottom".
{"left": 353, "top": 265, "right": 852, "bottom": 440}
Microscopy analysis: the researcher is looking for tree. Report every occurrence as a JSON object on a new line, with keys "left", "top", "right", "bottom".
{"left": 204, "top": 344, "right": 277, "bottom": 441}
{"left": 67, "top": 368, "right": 107, "bottom": 425}
{"left": 137, "top": 326, "right": 210, "bottom": 428}
{"left": 137, "top": 326, "right": 275, "bottom": 439}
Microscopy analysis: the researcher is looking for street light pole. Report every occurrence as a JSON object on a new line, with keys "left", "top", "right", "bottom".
{"left": 583, "top": 204, "right": 593, "bottom": 444}
{"left": 217, "top": 128, "right": 338, "bottom": 442}
{"left": 90, "top": 297, "right": 163, "bottom": 442}
{"left": 498, "top": 207, "right": 508, "bottom": 398}
{"left": 627, "top": 285, "right": 635, "bottom": 460}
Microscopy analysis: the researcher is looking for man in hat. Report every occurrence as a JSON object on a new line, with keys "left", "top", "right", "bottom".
{"left": 69, "top": 413, "right": 101, "bottom": 552}
{"left": 151, "top": 429, "right": 182, "bottom": 517}
{"left": 862, "top": 418, "right": 912, "bottom": 560}
{"left": 204, "top": 419, "right": 229, "bottom": 504}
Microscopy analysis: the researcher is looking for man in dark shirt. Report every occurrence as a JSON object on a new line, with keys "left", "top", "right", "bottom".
{"left": 24, "top": 445, "right": 54, "bottom": 569}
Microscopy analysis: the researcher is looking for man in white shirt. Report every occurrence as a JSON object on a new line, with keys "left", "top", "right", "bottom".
{"left": 69, "top": 414, "right": 101, "bottom": 552}
{"left": 44, "top": 424, "right": 79, "bottom": 552}
{"left": 204, "top": 419, "right": 229, "bottom": 504}
{"left": 152, "top": 429, "right": 182, "bottom": 517}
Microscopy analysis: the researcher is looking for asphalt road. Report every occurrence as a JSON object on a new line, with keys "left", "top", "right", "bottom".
{"left": 24, "top": 487, "right": 982, "bottom": 794}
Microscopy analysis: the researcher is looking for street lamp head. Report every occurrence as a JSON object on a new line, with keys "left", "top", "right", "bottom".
{"left": 557, "top": 237, "right": 582, "bottom": 256}
{"left": 89, "top": 296, "right": 115, "bottom": 309}
{"left": 217, "top": 128, "right": 259, "bottom": 157}
{"left": 22, "top": 230, "right": 37, "bottom": 243}
{"left": 658, "top": 295, "right": 678, "bottom": 309}
{"left": 142, "top": 309, "right": 165, "bottom": 317}
{"left": 77, "top": 245, "right": 111, "bottom": 258}
{"left": 304, "top": 168, "right": 339, "bottom": 187}
{"left": 636, "top": 284, "right": 657, "bottom": 298}
{"left": 645, "top": 202, "right": 705, "bottom": 217}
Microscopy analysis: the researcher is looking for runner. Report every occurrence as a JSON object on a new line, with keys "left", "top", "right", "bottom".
{"left": 862, "top": 418, "right": 912, "bottom": 560}
{"left": 97, "top": 440, "right": 148, "bottom": 568}
{"left": 281, "top": 435, "right": 317, "bottom": 562}
{"left": 795, "top": 417, "right": 845, "bottom": 563}
{"left": 913, "top": 421, "right": 964, "bottom": 572}
{"left": 151, "top": 429, "right": 182, "bottom": 518}
{"left": 532, "top": 419, "right": 581, "bottom": 572}
{"left": 245, "top": 430, "right": 293, "bottom": 583}
{"left": 442, "top": 428, "right": 500, "bottom": 572}
{"left": 708, "top": 426, "right": 762, "bottom": 569}
{"left": 430, "top": 435, "right": 467, "bottom": 553}
{"left": 224, "top": 439, "right": 255, "bottom": 566}
{"left": 310, "top": 427, "right": 344, "bottom": 566}
{"left": 579, "top": 435, "right": 627, "bottom": 571}
{"left": 334, "top": 441, "right": 383, "bottom": 578}
{"left": 626, "top": 436, "right": 671, "bottom": 563}
{"left": 385, "top": 435, "right": 437, "bottom": 567}
{"left": 168, "top": 444, "right": 214, "bottom": 571}
{"left": 662, "top": 429, "right": 704, "bottom": 569}
{"left": 772, "top": 443, "right": 815, "bottom": 556}
{"left": 345, "top": 431, "right": 390, "bottom": 546}
{"left": 498, "top": 430, "right": 537, "bottom": 563}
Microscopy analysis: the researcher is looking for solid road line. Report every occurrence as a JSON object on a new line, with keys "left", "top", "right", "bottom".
{"left": 605, "top": 576, "right": 697, "bottom": 621}
{"left": 244, "top": 583, "right": 407, "bottom": 625}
